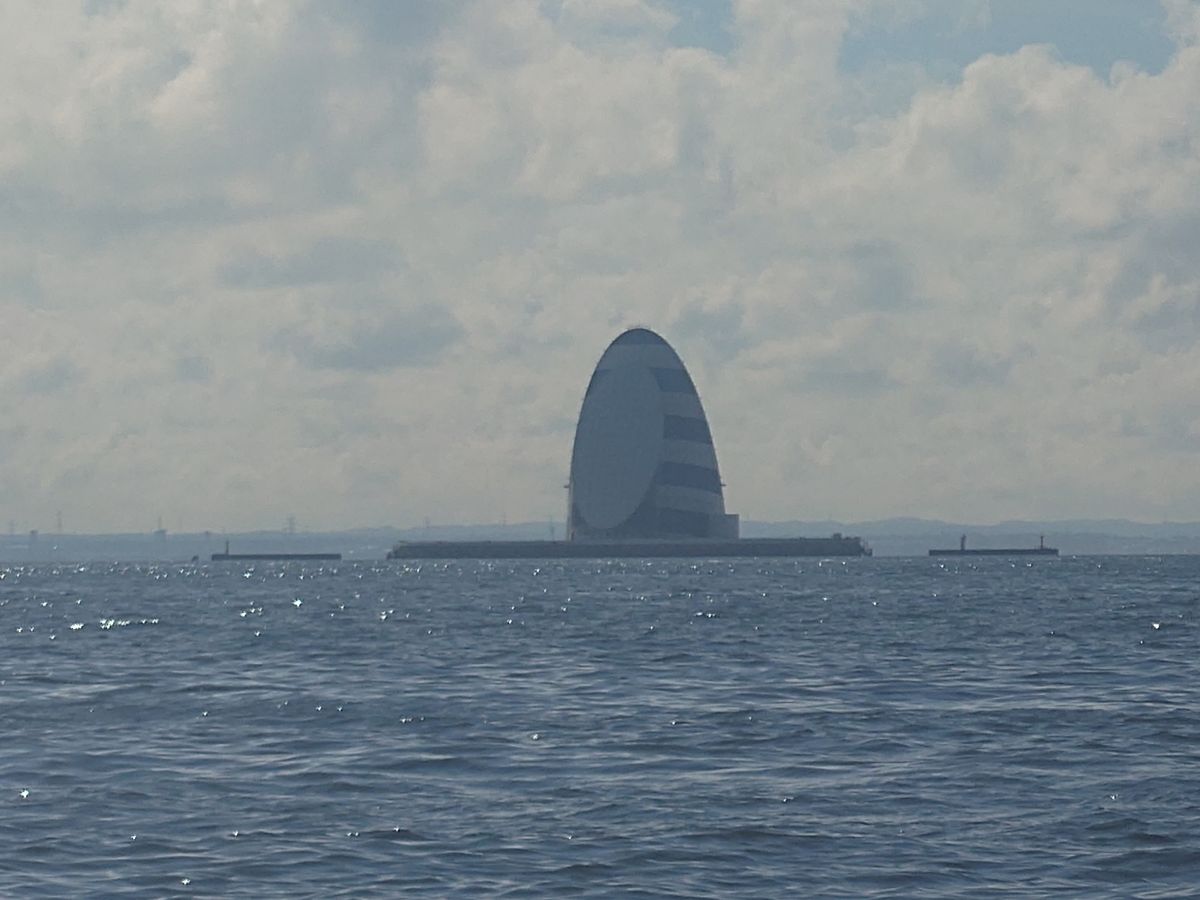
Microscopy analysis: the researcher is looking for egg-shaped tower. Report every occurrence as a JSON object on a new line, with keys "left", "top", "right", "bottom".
{"left": 567, "top": 328, "right": 739, "bottom": 541}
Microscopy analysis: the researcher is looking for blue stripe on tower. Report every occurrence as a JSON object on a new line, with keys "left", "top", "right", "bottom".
{"left": 650, "top": 368, "right": 696, "bottom": 394}
{"left": 657, "top": 461, "right": 722, "bottom": 494}
{"left": 663, "top": 415, "right": 712, "bottom": 444}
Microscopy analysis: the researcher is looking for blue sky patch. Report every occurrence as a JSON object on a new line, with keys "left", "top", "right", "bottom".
{"left": 841, "top": 0, "right": 1175, "bottom": 80}
{"left": 663, "top": 0, "right": 735, "bottom": 54}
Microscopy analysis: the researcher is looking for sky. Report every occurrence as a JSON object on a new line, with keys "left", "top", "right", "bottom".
{"left": 3, "top": 0, "right": 1200, "bottom": 533}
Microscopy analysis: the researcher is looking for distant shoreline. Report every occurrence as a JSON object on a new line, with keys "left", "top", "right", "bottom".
{"left": 5, "top": 517, "right": 1200, "bottom": 560}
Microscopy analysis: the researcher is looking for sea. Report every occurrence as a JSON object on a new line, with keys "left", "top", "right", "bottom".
{"left": 2, "top": 555, "right": 1197, "bottom": 898}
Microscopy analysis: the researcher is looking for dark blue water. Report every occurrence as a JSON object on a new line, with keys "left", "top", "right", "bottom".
{"left": 2, "top": 556, "right": 1197, "bottom": 897}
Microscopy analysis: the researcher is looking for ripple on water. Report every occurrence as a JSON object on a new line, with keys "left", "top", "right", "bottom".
{"left": 1, "top": 557, "right": 1198, "bottom": 896}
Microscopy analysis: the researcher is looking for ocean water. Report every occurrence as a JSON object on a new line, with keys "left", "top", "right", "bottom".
{"left": 1, "top": 556, "right": 1197, "bottom": 898}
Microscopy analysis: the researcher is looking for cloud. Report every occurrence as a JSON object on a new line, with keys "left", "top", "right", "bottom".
{"left": 3, "top": 0, "right": 1200, "bottom": 530}
{"left": 930, "top": 340, "right": 1031, "bottom": 387}
{"left": 277, "top": 302, "right": 463, "bottom": 372}
{"left": 220, "top": 238, "right": 399, "bottom": 289}
{"left": 174, "top": 355, "right": 213, "bottom": 383}
{"left": 1163, "top": 0, "right": 1200, "bottom": 45}
{"left": 16, "top": 358, "right": 82, "bottom": 395}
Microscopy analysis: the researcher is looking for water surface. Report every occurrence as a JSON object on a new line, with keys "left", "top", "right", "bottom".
{"left": 2, "top": 556, "right": 1196, "bottom": 896}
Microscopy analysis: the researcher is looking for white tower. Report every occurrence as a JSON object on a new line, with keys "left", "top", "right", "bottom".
{"left": 567, "top": 328, "right": 738, "bottom": 541}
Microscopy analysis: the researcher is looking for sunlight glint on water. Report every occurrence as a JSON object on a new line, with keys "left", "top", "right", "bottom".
{"left": 1, "top": 557, "right": 1197, "bottom": 897}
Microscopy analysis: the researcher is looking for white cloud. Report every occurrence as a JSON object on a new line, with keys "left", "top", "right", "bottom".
{"left": 1164, "top": 0, "right": 1200, "bottom": 45}
{"left": 3, "top": 0, "right": 1200, "bottom": 531}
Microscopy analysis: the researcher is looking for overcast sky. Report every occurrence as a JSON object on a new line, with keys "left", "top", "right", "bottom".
{"left": 4, "top": 0, "right": 1200, "bottom": 533}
